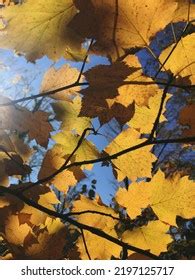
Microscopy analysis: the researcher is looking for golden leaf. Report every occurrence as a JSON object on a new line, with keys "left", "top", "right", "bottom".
{"left": 41, "top": 65, "right": 83, "bottom": 101}
{"left": 52, "top": 96, "right": 91, "bottom": 134}
{"left": 159, "top": 34, "right": 195, "bottom": 84}
{"left": 0, "top": 0, "right": 84, "bottom": 61}
{"left": 71, "top": 0, "right": 177, "bottom": 60}
{"left": 73, "top": 195, "right": 121, "bottom": 260}
{"left": 117, "top": 170, "right": 195, "bottom": 226}
{"left": 122, "top": 221, "right": 172, "bottom": 256}
{"left": 105, "top": 128, "right": 156, "bottom": 181}
{"left": 129, "top": 93, "right": 169, "bottom": 134}
{"left": 25, "top": 217, "right": 68, "bottom": 259}
{"left": 53, "top": 132, "right": 100, "bottom": 169}
{"left": 173, "top": 0, "right": 195, "bottom": 23}
{"left": 38, "top": 145, "right": 85, "bottom": 193}
{"left": 116, "top": 183, "right": 151, "bottom": 219}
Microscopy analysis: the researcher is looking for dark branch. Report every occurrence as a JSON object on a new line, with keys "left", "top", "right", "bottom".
{"left": 0, "top": 185, "right": 159, "bottom": 260}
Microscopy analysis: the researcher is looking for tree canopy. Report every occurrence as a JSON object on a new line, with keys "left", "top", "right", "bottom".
{"left": 0, "top": 0, "right": 195, "bottom": 260}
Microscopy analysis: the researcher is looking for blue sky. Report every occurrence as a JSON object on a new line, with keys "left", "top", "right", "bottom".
{"left": 0, "top": 49, "right": 121, "bottom": 204}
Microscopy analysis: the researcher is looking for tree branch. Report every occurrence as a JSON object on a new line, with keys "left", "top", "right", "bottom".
{"left": 0, "top": 185, "right": 159, "bottom": 260}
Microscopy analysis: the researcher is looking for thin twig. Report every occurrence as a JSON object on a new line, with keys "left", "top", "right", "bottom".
{"left": 0, "top": 185, "right": 159, "bottom": 260}
{"left": 66, "top": 210, "right": 120, "bottom": 221}
{"left": 80, "top": 229, "right": 91, "bottom": 260}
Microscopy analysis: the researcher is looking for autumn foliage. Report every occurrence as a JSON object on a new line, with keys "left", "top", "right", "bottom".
{"left": 0, "top": 0, "right": 195, "bottom": 260}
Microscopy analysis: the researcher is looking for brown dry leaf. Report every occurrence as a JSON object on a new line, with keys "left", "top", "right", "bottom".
{"left": 122, "top": 221, "right": 172, "bottom": 256}
{"left": 73, "top": 195, "right": 121, "bottom": 260}
{"left": 159, "top": 34, "right": 195, "bottom": 84}
{"left": 79, "top": 61, "right": 134, "bottom": 124}
{"left": 179, "top": 104, "right": 195, "bottom": 138}
{"left": 38, "top": 144, "right": 85, "bottom": 193}
{"left": 40, "top": 65, "right": 82, "bottom": 101}
{"left": 80, "top": 55, "right": 161, "bottom": 125}
{"left": 0, "top": 0, "right": 84, "bottom": 61}
{"left": 71, "top": 0, "right": 178, "bottom": 60}
{"left": 105, "top": 128, "right": 156, "bottom": 181}
{"left": 0, "top": 96, "right": 52, "bottom": 147}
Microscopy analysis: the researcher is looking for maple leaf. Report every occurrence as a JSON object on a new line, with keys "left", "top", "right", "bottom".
{"left": 79, "top": 61, "right": 134, "bottom": 124}
{"left": 0, "top": 0, "right": 84, "bottom": 61}
{"left": 4, "top": 214, "right": 32, "bottom": 246}
{"left": 122, "top": 221, "right": 172, "bottom": 256}
{"left": 173, "top": 0, "right": 195, "bottom": 23}
{"left": 0, "top": 184, "right": 60, "bottom": 226}
{"left": 105, "top": 128, "right": 156, "bottom": 181}
{"left": 52, "top": 131, "right": 100, "bottom": 169}
{"left": 24, "top": 217, "right": 68, "bottom": 259}
{"left": 0, "top": 96, "right": 52, "bottom": 147}
{"left": 71, "top": 0, "right": 178, "bottom": 60}
{"left": 129, "top": 93, "right": 169, "bottom": 134}
{"left": 159, "top": 34, "right": 195, "bottom": 84}
{"left": 80, "top": 55, "right": 161, "bottom": 124}
{"left": 40, "top": 65, "right": 83, "bottom": 101}
{"left": 116, "top": 182, "right": 151, "bottom": 219}
{"left": 0, "top": 150, "right": 31, "bottom": 187}
{"left": 117, "top": 170, "right": 195, "bottom": 226}
{"left": 179, "top": 104, "right": 195, "bottom": 138}
{"left": 109, "top": 56, "right": 163, "bottom": 107}
{"left": 52, "top": 96, "right": 91, "bottom": 135}
{"left": 38, "top": 144, "right": 85, "bottom": 193}
{"left": 72, "top": 195, "right": 121, "bottom": 260}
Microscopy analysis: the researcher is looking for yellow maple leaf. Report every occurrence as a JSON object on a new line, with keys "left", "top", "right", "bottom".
{"left": 159, "top": 34, "right": 195, "bottom": 84}
{"left": 40, "top": 65, "right": 83, "bottom": 101}
{"left": 116, "top": 183, "right": 151, "bottom": 219}
{"left": 129, "top": 93, "right": 169, "bottom": 134}
{"left": 72, "top": 195, "right": 121, "bottom": 260}
{"left": 71, "top": 0, "right": 178, "bottom": 60}
{"left": 0, "top": 0, "right": 84, "bottom": 61}
{"left": 52, "top": 132, "right": 100, "bottom": 170}
{"left": 38, "top": 145, "right": 85, "bottom": 193}
{"left": 117, "top": 170, "right": 195, "bottom": 226}
{"left": 52, "top": 96, "right": 91, "bottom": 135}
{"left": 173, "top": 0, "right": 195, "bottom": 23}
{"left": 105, "top": 128, "right": 156, "bottom": 181}
{"left": 122, "top": 221, "right": 172, "bottom": 256}
{"left": 4, "top": 214, "right": 31, "bottom": 246}
{"left": 108, "top": 56, "right": 163, "bottom": 107}
{"left": 145, "top": 170, "right": 195, "bottom": 226}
